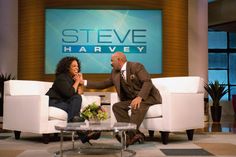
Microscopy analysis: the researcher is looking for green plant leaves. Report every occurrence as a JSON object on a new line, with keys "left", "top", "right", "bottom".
{"left": 0, "top": 73, "right": 16, "bottom": 92}
{"left": 204, "top": 80, "right": 229, "bottom": 106}
{"left": 81, "top": 102, "right": 108, "bottom": 121}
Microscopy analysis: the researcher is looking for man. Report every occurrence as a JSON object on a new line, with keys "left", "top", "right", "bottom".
{"left": 80, "top": 52, "right": 162, "bottom": 146}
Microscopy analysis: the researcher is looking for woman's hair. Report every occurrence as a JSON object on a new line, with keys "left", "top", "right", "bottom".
{"left": 55, "top": 56, "right": 80, "bottom": 76}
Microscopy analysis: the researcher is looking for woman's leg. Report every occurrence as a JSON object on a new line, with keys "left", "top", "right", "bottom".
{"left": 66, "top": 94, "right": 82, "bottom": 121}
{"left": 49, "top": 99, "right": 68, "bottom": 111}
{"left": 49, "top": 95, "right": 82, "bottom": 122}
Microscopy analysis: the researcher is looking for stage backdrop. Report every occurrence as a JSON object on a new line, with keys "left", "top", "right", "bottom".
{"left": 17, "top": 0, "right": 188, "bottom": 84}
{"left": 45, "top": 9, "right": 162, "bottom": 74}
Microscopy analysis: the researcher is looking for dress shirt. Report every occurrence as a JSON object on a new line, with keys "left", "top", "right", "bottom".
{"left": 121, "top": 62, "right": 127, "bottom": 81}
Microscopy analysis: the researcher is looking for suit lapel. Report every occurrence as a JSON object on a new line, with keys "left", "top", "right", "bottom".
{"left": 114, "top": 71, "right": 121, "bottom": 95}
{"left": 126, "top": 62, "right": 131, "bottom": 84}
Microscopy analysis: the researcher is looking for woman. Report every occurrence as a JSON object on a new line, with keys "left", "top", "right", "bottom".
{"left": 46, "top": 56, "right": 82, "bottom": 122}
{"left": 46, "top": 56, "right": 100, "bottom": 144}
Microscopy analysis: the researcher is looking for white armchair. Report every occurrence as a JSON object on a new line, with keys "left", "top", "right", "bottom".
{"left": 110, "top": 76, "right": 205, "bottom": 144}
{"left": 3, "top": 80, "right": 100, "bottom": 143}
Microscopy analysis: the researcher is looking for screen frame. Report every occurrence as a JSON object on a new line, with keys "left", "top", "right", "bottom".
{"left": 44, "top": 7, "right": 163, "bottom": 77}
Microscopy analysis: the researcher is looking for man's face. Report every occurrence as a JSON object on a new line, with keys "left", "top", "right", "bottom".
{"left": 111, "top": 56, "right": 120, "bottom": 71}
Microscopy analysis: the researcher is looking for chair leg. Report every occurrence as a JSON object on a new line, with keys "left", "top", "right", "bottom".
{"left": 160, "top": 131, "right": 169, "bottom": 145}
{"left": 54, "top": 133, "right": 59, "bottom": 138}
{"left": 186, "top": 129, "right": 194, "bottom": 140}
{"left": 53, "top": 133, "right": 60, "bottom": 141}
{"left": 14, "top": 131, "right": 21, "bottom": 139}
{"left": 148, "top": 130, "right": 154, "bottom": 138}
{"left": 42, "top": 134, "right": 50, "bottom": 144}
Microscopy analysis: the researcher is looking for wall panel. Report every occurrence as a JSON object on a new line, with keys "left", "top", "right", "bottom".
{"left": 18, "top": 0, "right": 188, "bottom": 91}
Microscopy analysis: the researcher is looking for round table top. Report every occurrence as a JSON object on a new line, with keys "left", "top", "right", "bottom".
{"left": 55, "top": 121, "right": 137, "bottom": 132}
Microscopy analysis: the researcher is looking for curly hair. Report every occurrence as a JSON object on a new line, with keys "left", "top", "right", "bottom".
{"left": 55, "top": 56, "right": 81, "bottom": 76}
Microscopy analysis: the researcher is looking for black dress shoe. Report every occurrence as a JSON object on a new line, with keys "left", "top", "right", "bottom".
{"left": 115, "top": 134, "right": 132, "bottom": 147}
{"left": 77, "top": 131, "right": 101, "bottom": 145}
{"left": 77, "top": 131, "right": 92, "bottom": 145}
{"left": 87, "top": 131, "right": 101, "bottom": 140}
{"left": 72, "top": 116, "right": 85, "bottom": 122}
{"left": 137, "top": 130, "right": 145, "bottom": 138}
{"left": 115, "top": 134, "right": 121, "bottom": 143}
{"left": 127, "top": 133, "right": 145, "bottom": 146}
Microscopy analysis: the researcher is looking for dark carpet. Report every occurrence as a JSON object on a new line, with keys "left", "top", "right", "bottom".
{"left": 160, "top": 148, "right": 214, "bottom": 156}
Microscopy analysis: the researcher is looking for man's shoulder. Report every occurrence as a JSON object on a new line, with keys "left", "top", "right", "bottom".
{"left": 128, "top": 61, "right": 144, "bottom": 68}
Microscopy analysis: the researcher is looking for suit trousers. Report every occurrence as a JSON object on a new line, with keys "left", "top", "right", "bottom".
{"left": 112, "top": 97, "right": 155, "bottom": 129}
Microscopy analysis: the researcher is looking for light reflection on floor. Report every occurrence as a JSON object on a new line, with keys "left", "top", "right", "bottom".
{"left": 203, "top": 115, "right": 236, "bottom": 133}
{"left": 1, "top": 115, "right": 236, "bottom": 134}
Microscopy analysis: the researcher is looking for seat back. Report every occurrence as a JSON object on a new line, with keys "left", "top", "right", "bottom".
{"left": 4, "top": 80, "right": 52, "bottom": 96}
{"left": 152, "top": 76, "right": 204, "bottom": 93}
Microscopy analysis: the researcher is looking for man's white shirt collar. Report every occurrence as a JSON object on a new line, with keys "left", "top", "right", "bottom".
{"left": 121, "top": 62, "right": 127, "bottom": 80}
{"left": 121, "top": 62, "right": 127, "bottom": 71}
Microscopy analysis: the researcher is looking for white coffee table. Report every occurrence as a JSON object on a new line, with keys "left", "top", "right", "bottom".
{"left": 54, "top": 121, "right": 137, "bottom": 157}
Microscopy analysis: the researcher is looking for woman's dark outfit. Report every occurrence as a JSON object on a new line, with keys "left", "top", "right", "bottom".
{"left": 46, "top": 73, "right": 100, "bottom": 143}
{"left": 46, "top": 73, "right": 82, "bottom": 122}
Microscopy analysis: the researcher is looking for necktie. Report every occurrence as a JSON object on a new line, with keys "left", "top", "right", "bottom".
{"left": 121, "top": 70, "right": 126, "bottom": 80}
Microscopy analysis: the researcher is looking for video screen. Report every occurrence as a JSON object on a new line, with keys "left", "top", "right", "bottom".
{"left": 45, "top": 9, "right": 162, "bottom": 74}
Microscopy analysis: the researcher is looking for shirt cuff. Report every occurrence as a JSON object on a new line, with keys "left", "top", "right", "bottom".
{"left": 84, "top": 80, "right": 87, "bottom": 86}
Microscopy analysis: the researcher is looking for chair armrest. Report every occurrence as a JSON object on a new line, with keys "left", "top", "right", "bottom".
{"left": 110, "top": 88, "right": 204, "bottom": 131}
{"left": 110, "top": 92, "right": 120, "bottom": 124}
{"left": 161, "top": 92, "right": 204, "bottom": 131}
{"left": 154, "top": 83, "right": 204, "bottom": 130}
{"left": 3, "top": 95, "right": 50, "bottom": 133}
{"left": 110, "top": 92, "right": 120, "bottom": 105}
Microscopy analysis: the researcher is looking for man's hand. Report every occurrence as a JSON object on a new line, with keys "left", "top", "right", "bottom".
{"left": 130, "top": 96, "right": 142, "bottom": 109}
{"left": 78, "top": 73, "right": 84, "bottom": 85}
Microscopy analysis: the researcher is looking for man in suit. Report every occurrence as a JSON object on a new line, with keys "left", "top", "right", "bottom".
{"left": 80, "top": 51, "right": 162, "bottom": 146}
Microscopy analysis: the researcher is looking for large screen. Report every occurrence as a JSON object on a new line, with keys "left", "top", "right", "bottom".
{"left": 45, "top": 9, "right": 162, "bottom": 74}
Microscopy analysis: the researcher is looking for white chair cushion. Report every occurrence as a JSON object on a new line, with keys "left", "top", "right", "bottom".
{"left": 48, "top": 106, "right": 68, "bottom": 121}
{"left": 145, "top": 104, "right": 162, "bottom": 118}
{"left": 48, "top": 95, "right": 100, "bottom": 121}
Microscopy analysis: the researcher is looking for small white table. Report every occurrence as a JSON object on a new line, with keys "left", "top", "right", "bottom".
{"left": 54, "top": 122, "right": 137, "bottom": 157}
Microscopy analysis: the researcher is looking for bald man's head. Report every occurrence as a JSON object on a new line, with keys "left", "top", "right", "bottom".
{"left": 110, "top": 52, "right": 127, "bottom": 71}
{"left": 112, "top": 52, "right": 127, "bottom": 62}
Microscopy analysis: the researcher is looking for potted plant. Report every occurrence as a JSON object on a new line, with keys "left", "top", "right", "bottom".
{"left": 204, "top": 80, "right": 228, "bottom": 122}
{"left": 0, "top": 73, "right": 16, "bottom": 116}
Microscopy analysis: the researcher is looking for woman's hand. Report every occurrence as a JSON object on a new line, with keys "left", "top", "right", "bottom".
{"left": 73, "top": 73, "right": 84, "bottom": 94}
{"left": 73, "top": 73, "right": 82, "bottom": 92}
{"left": 73, "top": 73, "right": 81, "bottom": 82}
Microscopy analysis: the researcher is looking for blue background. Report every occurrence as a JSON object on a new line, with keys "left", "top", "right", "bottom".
{"left": 45, "top": 9, "right": 162, "bottom": 74}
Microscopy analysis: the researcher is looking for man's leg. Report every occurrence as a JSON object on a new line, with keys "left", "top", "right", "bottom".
{"left": 130, "top": 96, "right": 157, "bottom": 129}
{"left": 130, "top": 102, "right": 150, "bottom": 129}
{"left": 128, "top": 101, "right": 154, "bottom": 145}
{"left": 112, "top": 100, "right": 131, "bottom": 123}
{"left": 112, "top": 100, "right": 147, "bottom": 146}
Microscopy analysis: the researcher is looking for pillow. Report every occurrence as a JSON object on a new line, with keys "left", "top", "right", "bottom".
{"left": 48, "top": 106, "right": 68, "bottom": 121}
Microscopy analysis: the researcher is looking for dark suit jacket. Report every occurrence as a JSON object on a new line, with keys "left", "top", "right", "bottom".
{"left": 87, "top": 62, "right": 162, "bottom": 104}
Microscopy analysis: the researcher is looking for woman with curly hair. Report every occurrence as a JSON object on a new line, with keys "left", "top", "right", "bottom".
{"left": 46, "top": 56, "right": 100, "bottom": 144}
{"left": 46, "top": 56, "right": 83, "bottom": 122}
